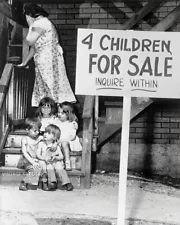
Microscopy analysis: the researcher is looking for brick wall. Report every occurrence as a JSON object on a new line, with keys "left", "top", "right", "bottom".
{"left": 109, "top": 100, "right": 180, "bottom": 145}
{"left": 38, "top": 1, "right": 180, "bottom": 176}
{"left": 40, "top": 0, "right": 180, "bottom": 109}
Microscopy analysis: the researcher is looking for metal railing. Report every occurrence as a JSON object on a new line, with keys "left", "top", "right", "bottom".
{"left": 0, "top": 63, "right": 31, "bottom": 153}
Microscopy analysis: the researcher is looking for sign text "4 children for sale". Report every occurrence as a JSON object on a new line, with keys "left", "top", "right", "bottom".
{"left": 75, "top": 29, "right": 180, "bottom": 98}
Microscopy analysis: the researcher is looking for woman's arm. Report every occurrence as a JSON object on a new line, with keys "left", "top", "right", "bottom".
{"left": 26, "top": 26, "right": 44, "bottom": 46}
{"left": 17, "top": 46, "right": 35, "bottom": 67}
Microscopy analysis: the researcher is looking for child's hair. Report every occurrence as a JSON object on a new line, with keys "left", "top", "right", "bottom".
{"left": 45, "top": 124, "right": 61, "bottom": 141}
{"left": 25, "top": 117, "right": 42, "bottom": 130}
{"left": 57, "top": 101, "right": 78, "bottom": 122}
{"left": 35, "top": 97, "right": 57, "bottom": 118}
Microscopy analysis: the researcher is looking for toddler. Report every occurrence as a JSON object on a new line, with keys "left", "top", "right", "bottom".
{"left": 56, "top": 101, "right": 82, "bottom": 170}
{"left": 19, "top": 118, "right": 42, "bottom": 191}
{"left": 37, "top": 124, "right": 74, "bottom": 191}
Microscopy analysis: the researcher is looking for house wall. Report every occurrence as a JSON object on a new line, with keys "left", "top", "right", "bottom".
{"left": 41, "top": 0, "right": 180, "bottom": 110}
{"left": 96, "top": 100, "right": 180, "bottom": 178}
{"left": 39, "top": 0, "right": 180, "bottom": 177}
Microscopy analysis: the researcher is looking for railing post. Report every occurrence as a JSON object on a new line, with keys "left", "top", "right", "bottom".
{"left": 81, "top": 96, "right": 94, "bottom": 188}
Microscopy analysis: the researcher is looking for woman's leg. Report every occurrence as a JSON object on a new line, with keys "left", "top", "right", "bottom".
{"left": 61, "top": 141, "right": 71, "bottom": 170}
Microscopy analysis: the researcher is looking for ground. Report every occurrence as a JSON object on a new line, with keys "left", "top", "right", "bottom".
{"left": 1, "top": 172, "right": 180, "bottom": 225}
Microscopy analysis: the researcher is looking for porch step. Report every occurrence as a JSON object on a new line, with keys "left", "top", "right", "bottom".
{"left": 2, "top": 147, "right": 82, "bottom": 156}
{"left": 0, "top": 166, "right": 85, "bottom": 189}
{"left": 2, "top": 147, "right": 82, "bottom": 170}
{"left": 0, "top": 166, "right": 85, "bottom": 176}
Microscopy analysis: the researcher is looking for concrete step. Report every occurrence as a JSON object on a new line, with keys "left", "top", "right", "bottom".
{"left": 2, "top": 147, "right": 82, "bottom": 156}
{"left": 1, "top": 150, "right": 82, "bottom": 170}
{"left": 0, "top": 166, "right": 85, "bottom": 189}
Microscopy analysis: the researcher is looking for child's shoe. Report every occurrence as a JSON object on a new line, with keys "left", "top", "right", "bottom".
{"left": 58, "top": 183, "right": 67, "bottom": 191}
{"left": 49, "top": 182, "right": 57, "bottom": 191}
{"left": 65, "top": 160, "right": 72, "bottom": 171}
{"left": 19, "top": 181, "right": 28, "bottom": 191}
{"left": 42, "top": 182, "right": 49, "bottom": 191}
{"left": 66, "top": 183, "right": 74, "bottom": 191}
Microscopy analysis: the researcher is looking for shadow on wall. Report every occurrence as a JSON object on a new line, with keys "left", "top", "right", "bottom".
{"left": 142, "top": 104, "right": 155, "bottom": 178}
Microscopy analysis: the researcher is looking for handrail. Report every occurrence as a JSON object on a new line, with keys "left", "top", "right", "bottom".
{"left": 0, "top": 63, "right": 31, "bottom": 154}
{"left": 0, "top": 63, "right": 14, "bottom": 153}
{"left": 0, "top": 63, "right": 13, "bottom": 109}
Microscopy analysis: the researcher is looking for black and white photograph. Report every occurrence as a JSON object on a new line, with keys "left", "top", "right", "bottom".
{"left": 0, "top": 0, "right": 180, "bottom": 224}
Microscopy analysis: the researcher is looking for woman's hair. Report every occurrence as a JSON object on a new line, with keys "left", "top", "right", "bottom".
{"left": 35, "top": 97, "right": 57, "bottom": 118}
{"left": 57, "top": 101, "right": 78, "bottom": 122}
{"left": 23, "top": 3, "right": 49, "bottom": 18}
{"left": 45, "top": 124, "right": 61, "bottom": 141}
{"left": 25, "top": 117, "right": 42, "bottom": 130}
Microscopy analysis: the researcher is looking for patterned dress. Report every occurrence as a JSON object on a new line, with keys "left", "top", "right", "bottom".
{"left": 29, "top": 17, "right": 76, "bottom": 106}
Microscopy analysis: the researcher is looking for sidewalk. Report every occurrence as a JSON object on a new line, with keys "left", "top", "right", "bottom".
{"left": 0, "top": 173, "right": 180, "bottom": 224}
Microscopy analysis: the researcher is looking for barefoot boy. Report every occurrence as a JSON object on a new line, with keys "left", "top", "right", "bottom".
{"left": 19, "top": 118, "right": 42, "bottom": 191}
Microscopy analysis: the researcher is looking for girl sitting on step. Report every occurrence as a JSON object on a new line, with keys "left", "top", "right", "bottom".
{"left": 35, "top": 97, "right": 57, "bottom": 134}
{"left": 55, "top": 101, "right": 82, "bottom": 171}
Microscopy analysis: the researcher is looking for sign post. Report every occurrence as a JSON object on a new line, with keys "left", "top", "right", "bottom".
{"left": 117, "top": 96, "right": 131, "bottom": 224}
{"left": 75, "top": 28, "right": 180, "bottom": 225}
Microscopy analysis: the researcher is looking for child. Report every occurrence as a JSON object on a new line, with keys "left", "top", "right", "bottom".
{"left": 56, "top": 101, "right": 82, "bottom": 171}
{"left": 37, "top": 124, "right": 74, "bottom": 191}
{"left": 35, "top": 97, "right": 57, "bottom": 133}
{"left": 19, "top": 118, "right": 42, "bottom": 191}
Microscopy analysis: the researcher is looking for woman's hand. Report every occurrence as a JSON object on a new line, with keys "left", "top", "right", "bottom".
{"left": 16, "top": 62, "right": 28, "bottom": 68}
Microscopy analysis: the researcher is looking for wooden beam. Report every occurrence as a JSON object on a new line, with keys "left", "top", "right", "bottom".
{"left": 119, "top": 0, "right": 165, "bottom": 30}
{"left": 0, "top": 0, "right": 12, "bottom": 20}
{"left": 0, "top": 0, "right": 26, "bottom": 27}
{"left": 151, "top": 3, "right": 180, "bottom": 31}
{"left": 97, "top": 97, "right": 153, "bottom": 149}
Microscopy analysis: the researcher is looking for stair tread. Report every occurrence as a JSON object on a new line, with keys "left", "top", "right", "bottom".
{"left": 9, "top": 130, "right": 27, "bottom": 135}
{"left": 0, "top": 166, "right": 85, "bottom": 176}
{"left": 2, "top": 148, "right": 82, "bottom": 156}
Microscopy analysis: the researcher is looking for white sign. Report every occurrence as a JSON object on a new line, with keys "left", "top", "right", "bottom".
{"left": 75, "top": 28, "right": 180, "bottom": 98}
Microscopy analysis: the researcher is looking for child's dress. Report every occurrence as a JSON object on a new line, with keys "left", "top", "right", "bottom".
{"left": 39, "top": 116, "right": 56, "bottom": 132}
{"left": 55, "top": 120, "right": 82, "bottom": 151}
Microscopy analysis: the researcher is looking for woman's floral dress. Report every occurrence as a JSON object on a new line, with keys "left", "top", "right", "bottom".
{"left": 30, "top": 17, "right": 76, "bottom": 106}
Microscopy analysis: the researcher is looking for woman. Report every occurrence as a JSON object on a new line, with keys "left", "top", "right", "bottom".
{"left": 18, "top": 3, "right": 76, "bottom": 106}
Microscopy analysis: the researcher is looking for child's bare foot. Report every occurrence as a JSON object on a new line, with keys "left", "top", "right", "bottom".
{"left": 65, "top": 160, "right": 72, "bottom": 171}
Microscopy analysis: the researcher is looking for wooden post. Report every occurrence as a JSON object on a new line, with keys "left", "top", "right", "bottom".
{"left": 81, "top": 96, "right": 94, "bottom": 188}
{"left": 93, "top": 95, "right": 99, "bottom": 151}
{"left": 22, "top": 28, "right": 29, "bottom": 62}
{"left": 117, "top": 96, "right": 131, "bottom": 225}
